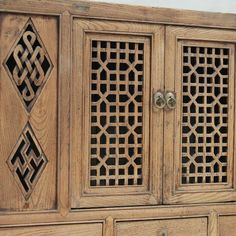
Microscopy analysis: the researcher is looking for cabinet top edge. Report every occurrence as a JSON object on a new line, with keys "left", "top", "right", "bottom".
{"left": 1, "top": 0, "right": 236, "bottom": 30}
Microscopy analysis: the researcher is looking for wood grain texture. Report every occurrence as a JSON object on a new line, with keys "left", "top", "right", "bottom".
{"left": 1, "top": 0, "right": 236, "bottom": 30}
{"left": 219, "top": 215, "right": 236, "bottom": 236}
{"left": 1, "top": 2, "right": 236, "bottom": 236}
{"left": 0, "top": 223, "right": 103, "bottom": 236}
{"left": 164, "top": 25, "right": 236, "bottom": 204}
{"left": 116, "top": 218, "right": 207, "bottom": 236}
{"left": 71, "top": 19, "right": 164, "bottom": 208}
{"left": 104, "top": 216, "right": 114, "bottom": 236}
{"left": 208, "top": 211, "right": 219, "bottom": 236}
{"left": 0, "top": 13, "right": 58, "bottom": 211}
{"left": 57, "top": 11, "right": 71, "bottom": 217}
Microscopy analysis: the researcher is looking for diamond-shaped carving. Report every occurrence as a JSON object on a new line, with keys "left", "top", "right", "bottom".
{"left": 7, "top": 123, "right": 48, "bottom": 200}
{"left": 3, "top": 18, "right": 53, "bottom": 112}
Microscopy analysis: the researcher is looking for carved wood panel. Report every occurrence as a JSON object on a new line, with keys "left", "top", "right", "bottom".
{"left": 0, "top": 14, "right": 58, "bottom": 211}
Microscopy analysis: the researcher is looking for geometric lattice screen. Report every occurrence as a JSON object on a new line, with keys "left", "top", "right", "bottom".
{"left": 181, "top": 45, "right": 229, "bottom": 185}
{"left": 90, "top": 40, "right": 144, "bottom": 187}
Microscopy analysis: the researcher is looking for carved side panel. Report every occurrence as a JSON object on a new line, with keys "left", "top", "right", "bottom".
{"left": 0, "top": 14, "right": 58, "bottom": 211}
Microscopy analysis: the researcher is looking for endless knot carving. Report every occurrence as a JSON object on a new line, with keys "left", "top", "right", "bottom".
{"left": 4, "top": 18, "right": 53, "bottom": 111}
{"left": 7, "top": 123, "right": 48, "bottom": 200}
{"left": 181, "top": 45, "right": 229, "bottom": 185}
{"left": 90, "top": 40, "right": 144, "bottom": 187}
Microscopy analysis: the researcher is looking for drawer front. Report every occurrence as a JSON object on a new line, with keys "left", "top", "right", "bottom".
{"left": 0, "top": 223, "right": 102, "bottom": 236}
{"left": 219, "top": 216, "right": 236, "bottom": 235}
{"left": 116, "top": 218, "right": 207, "bottom": 236}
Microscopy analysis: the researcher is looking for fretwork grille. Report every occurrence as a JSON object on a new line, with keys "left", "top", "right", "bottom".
{"left": 181, "top": 45, "right": 229, "bottom": 185}
{"left": 89, "top": 40, "right": 144, "bottom": 187}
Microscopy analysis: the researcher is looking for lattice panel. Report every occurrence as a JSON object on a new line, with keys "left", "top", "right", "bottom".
{"left": 181, "top": 45, "right": 230, "bottom": 185}
{"left": 7, "top": 123, "right": 48, "bottom": 200}
{"left": 90, "top": 40, "right": 144, "bottom": 187}
{"left": 4, "top": 18, "right": 53, "bottom": 112}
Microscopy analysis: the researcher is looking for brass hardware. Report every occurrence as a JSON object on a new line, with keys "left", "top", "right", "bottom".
{"left": 165, "top": 91, "right": 176, "bottom": 109}
{"left": 160, "top": 230, "right": 168, "bottom": 236}
{"left": 153, "top": 91, "right": 166, "bottom": 109}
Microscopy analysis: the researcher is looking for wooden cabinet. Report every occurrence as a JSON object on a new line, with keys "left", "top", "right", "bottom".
{"left": 1, "top": 1, "right": 236, "bottom": 236}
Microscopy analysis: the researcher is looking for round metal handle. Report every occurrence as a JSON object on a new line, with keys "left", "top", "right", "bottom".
{"left": 160, "top": 230, "right": 168, "bottom": 236}
{"left": 165, "top": 91, "right": 176, "bottom": 109}
{"left": 153, "top": 91, "right": 166, "bottom": 109}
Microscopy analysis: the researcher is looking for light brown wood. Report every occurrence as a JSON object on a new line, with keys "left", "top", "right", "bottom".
{"left": 58, "top": 10, "right": 71, "bottom": 217}
{"left": 71, "top": 19, "right": 164, "bottom": 208}
{"left": 164, "top": 25, "right": 236, "bottom": 204}
{"left": 104, "top": 216, "right": 114, "bottom": 236}
{"left": 1, "top": 202, "right": 236, "bottom": 226}
{"left": 1, "top": 0, "right": 236, "bottom": 30}
{"left": 208, "top": 211, "right": 219, "bottom": 236}
{"left": 116, "top": 217, "right": 207, "bottom": 236}
{"left": 0, "top": 13, "right": 58, "bottom": 211}
{"left": 1, "top": 1, "right": 236, "bottom": 236}
{"left": 219, "top": 215, "right": 236, "bottom": 236}
{"left": 0, "top": 223, "right": 103, "bottom": 236}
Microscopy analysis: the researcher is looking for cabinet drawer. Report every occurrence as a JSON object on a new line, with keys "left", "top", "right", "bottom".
{"left": 0, "top": 223, "right": 102, "bottom": 236}
{"left": 116, "top": 218, "right": 207, "bottom": 236}
{"left": 220, "top": 216, "right": 236, "bottom": 235}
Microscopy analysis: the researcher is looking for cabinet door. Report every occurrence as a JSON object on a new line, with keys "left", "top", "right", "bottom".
{"left": 71, "top": 19, "right": 164, "bottom": 208}
{"left": 164, "top": 26, "right": 236, "bottom": 204}
{"left": 0, "top": 14, "right": 58, "bottom": 210}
